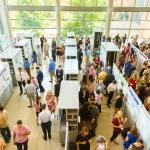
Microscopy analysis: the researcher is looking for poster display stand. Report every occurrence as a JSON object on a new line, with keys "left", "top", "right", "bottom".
{"left": 0, "top": 48, "right": 23, "bottom": 85}
{"left": 0, "top": 62, "right": 13, "bottom": 107}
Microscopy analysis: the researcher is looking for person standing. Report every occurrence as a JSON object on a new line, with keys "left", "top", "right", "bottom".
{"left": 38, "top": 104, "right": 52, "bottom": 141}
{"left": 0, "top": 106, "right": 11, "bottom": 143}
{"left": 24, "top": 58, "right": 31, "bottom": 79}
{"left": 77, "top": 48, "right": 83, "bottom": 70}
{"left": 56, "top": 66, "right": 63, "bottom": 82}
{"left": 37, "top": 45, "right": 42, "bottom": 66}
{"left": 24, "top": 79, "right": 36, "bottom": 108}
{"left": 16, "top": 67, "right": 26, "bottom": 95}
{"left": 43, "top": 39, "right": 49, "bottom": 59}
{"left": 12, "top": 120, "right": 31, "bottom": 150}
{"left": 36, "top": 67, "right": 45, "bottom": 93}
{"left": 48, "top": 58, "right": 56, "bottom": 82}
{"left": 31, "top": 76, "right": 39, "bottom": 97}
{"left": 51, "top": 45, "right": 56, "bottom": 62}
{"left": 54, "top": 80, "right": 60, "bottom": 101}
{"left": 40, "top": 35, "right": 46, "bottom": 51}
{"left": 31, "top": 51, "right": 37, "bottom": 68}
{"left": 107, "top": 80, "right": 117, "bottom": 108}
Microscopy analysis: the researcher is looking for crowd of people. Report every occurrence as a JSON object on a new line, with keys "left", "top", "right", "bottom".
{"left": 0, "top": 33, "right": 146, "bottom": 150}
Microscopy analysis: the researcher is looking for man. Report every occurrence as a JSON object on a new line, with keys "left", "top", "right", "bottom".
{"left": 38, "top": 104, "right": 52, "bottom": 141}
{"left": 12, "top": 120, "right": 30, "bottom": 150}
{"left": 0, "top": 106, "right": 11, "bottom": 143}
{"left": 16, "top": 67, "right": 26, "bottom": 95}
{"left": 51, "top": 45, "right": 56, "bottom": 62}
{"left": 40, "top": 35, "right": 46, "bottom": 51}
{"left": 107, "top": 80, "right": 117, "bottom": 108}
{"left": 36, "top": 67, "right": 45, "bottom": 93}
{"left": 56, "top": 66, "right": 63, "bottom": 82}
{"left": 54, "top": 80, "right": 60, "bottom": 101}
{"left": 77, "top": 48, "right": 83, "bottom": 70}
{"left": 48, "top": 58, "right": 56, "bottom": 82}
{"left": 24, "top": 58, "right": 31, "bottom": 79}
{"left": 24, "top": 79, "right": 36, "bottom": 108}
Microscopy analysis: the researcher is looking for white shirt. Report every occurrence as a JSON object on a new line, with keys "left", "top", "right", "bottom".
{"left": 107, "top": 83, "right": 117, "bottom": 93}
{"left": 96, "top": 143, "right": 105, "bottom": 150}
{"left": 38, "top": 110, "right": 52, "bottom": 124}
{"left": 16, "top": 71, "right": 26, "bottom": 81}
{"left": 24, "top": 83, "right": 35, "bottom": 94}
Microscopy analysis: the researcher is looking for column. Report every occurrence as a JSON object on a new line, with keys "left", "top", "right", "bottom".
{"left": 56, "top": 0, "right": 61, "bottom": 35}
{"left": 106, "top": 0, "right": 113, "bottom": 37}
{"left": 2, "top": 0, "right": 13, "bottom": 46}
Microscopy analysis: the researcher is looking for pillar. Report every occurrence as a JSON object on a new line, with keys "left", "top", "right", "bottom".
{"left": 56, "top": 0, "right": 61, "bottom": 35}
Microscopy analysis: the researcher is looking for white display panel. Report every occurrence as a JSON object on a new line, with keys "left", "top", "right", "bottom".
{"left": 136, "top": 105, "right": 150, "bottom": 150}
{"left": 125, "top": 87, "right": 141, "bottom": 120}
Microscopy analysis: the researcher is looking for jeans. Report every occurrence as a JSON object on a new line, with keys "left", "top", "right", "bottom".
{"left": 0, "top": 127, "right": 11, "bottom": 143}
{"left": 41, "top": 121, "right": 51, "bottom": 140}
{"left": 16, "top": 139, "right": 28, "bottom": 150}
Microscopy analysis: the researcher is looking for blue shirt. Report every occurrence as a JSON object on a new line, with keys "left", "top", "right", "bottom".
{"left": 123, "top": 133, "right": 138, "bottom": 149}
{"left": 24, "top": 61, "right": 30, "bottom": 69}
{"left": 48, "top": 61, "right": 55, "bottom": 72}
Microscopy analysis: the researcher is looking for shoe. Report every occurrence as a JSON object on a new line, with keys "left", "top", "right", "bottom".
{"left": 48, "top": 136, "right": 51, "bottom": 140}
{"left": 19, "top": 92, "right": 23, "bottom": 95}
{"left": 28, "top": 106, "right": 33, "bottom": 108}
{"left": 43, "top": 136, "right": 47, "bottom": 141}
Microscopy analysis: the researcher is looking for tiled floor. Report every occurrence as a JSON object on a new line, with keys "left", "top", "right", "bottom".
{"left": 3, "top": 56, "right": 122, "bottom": 150}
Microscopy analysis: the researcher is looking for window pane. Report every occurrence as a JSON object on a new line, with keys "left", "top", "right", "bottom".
{"left": 61, "top": 11, "right": 83, "bottom": 20}
{"left": 7, "top": 0, "right": 19, "bottom": 5}
{"left": 135, "top": 0, "right": 147, "bottom": 7}
{"left": 131, "top": 21, "right": 150, "bottom": 29}
{"left": 112, "top": 12, "right": 132, "bottom": 21}
{"left": 129, "top": 30, "right": 150, "bottom": 38}
{"left": 122, "top": 0, "right": 135, "bottom": 7}
{"left": 19, "top": 0, "right": 32, "bottom": 5}
{"left": 111, "top": 21, "right": 130, "bottom": 29}
{"left": 132, "top": 12, "right": 147, "bottom": 21}
{"left": 113, "top": 0, "right": 122, "bottom": 7}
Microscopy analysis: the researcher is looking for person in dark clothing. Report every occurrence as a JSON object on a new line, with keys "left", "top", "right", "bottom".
{"left": 51, "top": 45, "right": 56, "bottom": 62}
{"left": 56, "top": 66, "right": 63, "bottom": 82}
{"left": 78, "top": 48, "right": 83, "bottom": 70}
{"left": 54, "top": 80, "right": 60, "bottom": 101}
{"left": 40, "top": 35, "right": 46, "bottom": 51}
{"left": 79, "top": 103, "right": 90, "bottom": 122}
{"left": 114, "top": 92, "right": 124, "bottom": 114}
{"left": 36, "top": 67, "right": 45, "bottom": 93}
{"left": 79, "top": 88, "right": 84, "bottom": 105}
{"left": 76, "top": 127, "right": 92, "bottom": 150}
{"left": 51, "top": 38, "right": 56, "bottom": 47}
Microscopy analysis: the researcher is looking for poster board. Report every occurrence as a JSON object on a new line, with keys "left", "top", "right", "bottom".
{"left": 125, "top": 87, "right": 141, "bottom": 121}
{"left": 136, "top": 105, "right": 150, "bottom": 150}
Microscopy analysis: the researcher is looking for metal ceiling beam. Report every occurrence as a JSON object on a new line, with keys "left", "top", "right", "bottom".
{"left": 7, "top": 5, "right": 150, "bottom": 12}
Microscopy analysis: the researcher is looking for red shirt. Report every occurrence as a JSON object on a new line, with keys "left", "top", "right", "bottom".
{"left": 129, "top": 78, "right": 137, "bottom": 89}
{"left": 112, "top": 117, "right": 122, "bottom": 132}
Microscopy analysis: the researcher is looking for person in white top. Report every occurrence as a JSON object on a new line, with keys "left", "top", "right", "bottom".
{"left": 31, "top": 76, "right": 39, "bottom": 96}
{"left": 107, "top": 80, "right": 117, "bottom": 108}
{"left": 16, "top": 68, "right": 26, "bottom": 95}
{"left": 38, "top": 104, "right": 52, "bottom": 141}
{"left": 24, "top": 79, "right": 36, "bottom": 108}
{"left": 95, "top": 135, "right": 107, "bottom": 150}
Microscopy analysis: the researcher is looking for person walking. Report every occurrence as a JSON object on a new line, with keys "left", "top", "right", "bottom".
{"left": 31, "top": 51, "right": 37, "bottom": 68}
{"left": 107, "top": 80, "right": 117, "bottom": 108}
{"left": 24, "top": 79, "right": 36, "bottom": 108}
{"left": 38, "top": 104, "right": 52, "bottom": 141}
{"left": 56, "top": 66, "right": 63, "bottom": 82}
{"left": 12, "top": 120, "right": 31, "bottom": 150}
{"left": 43, "top": 39, "right": 49, "bottom": 59}
{"left": 16, "top": 67, "right": 26, "bottom": 95}
{"left": 40, "top": 35, "right": 46, "bottom": 51}
{"left": 31, "top": 76, "right": 39, "bottom": 97}
{"left": 77, "top": 48, "right": 83, "bottom": 70}
{"left": 24, "top": 58, "right": 31, "bottom": 79}
{"left": 54, "top": 80, "right": 60, "bottom": 101}
{"left": 36, "top": 67, "right": 45, "bottom": 93}
{"left": 0, "top": 106, "right": 11, "bottom": 143}
{"left": 48, "top": 58, "right": 56, "bottom": 82}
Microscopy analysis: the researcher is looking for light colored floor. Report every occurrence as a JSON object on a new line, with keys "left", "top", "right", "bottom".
{"left": 4, "top": 56, "right": 122, "bottom": 150}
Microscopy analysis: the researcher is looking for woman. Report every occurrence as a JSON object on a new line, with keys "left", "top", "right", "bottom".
{"left": 86, "top": 75, "right": 95, "bottom": 96}
{"left": 139, "top": 61, "right": 148, "bottom": 77}
{"left": 32, "top": 51, "right": 37, "bottom": 68}
{"left": 12, "top": 120, "right": 31, "bottom": 150}
{"left": 95, "top": 89, "right": 103, "bottom": 113}
{"left": 76, "top": 127, "right": 92, "bottom": 150}
{"left": 109, "top": 111, "right": 127, "bottom": 145}
{"left": 128, "top": 138, "right": 144, "bottom": 150}
{"left": 95, "top": 135, "right": 107, "bottom": 150}
{"left": 123, "top": 126, "right": 138, "bottom": 149}
{"left": 80, "top": 74, "right": 87, "bottom": 92}
{"left": 43, "top": 39, "right": 49, "bottom": 59}
{"left": 128, "top": 74, "right": 138, "bottom": 89}
{"left": 33, "top": 96, "right": 42, "bottom": 124}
